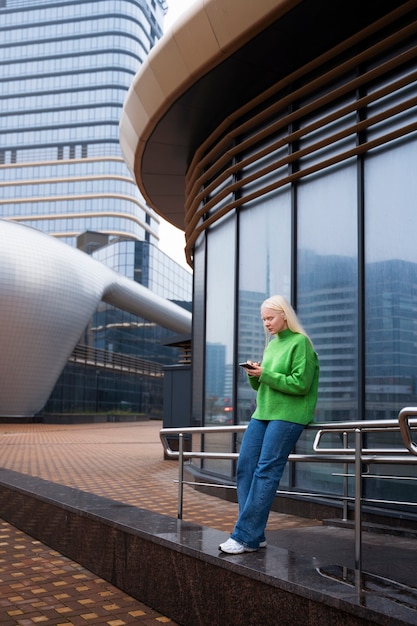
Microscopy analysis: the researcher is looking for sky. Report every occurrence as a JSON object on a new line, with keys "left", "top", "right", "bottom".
{"left": 156, "top": 0, "right": 195, "bottom": 270}
{"left": 164, "top": 0, "right": 194, "bottom": 29}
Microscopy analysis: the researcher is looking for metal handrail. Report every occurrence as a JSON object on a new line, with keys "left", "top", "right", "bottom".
{"left": 70, "top": 344, "right": 164, "bottom": 377}
{"left": 160, "top": 409, "right": 417, "bottom": 577}
{"left": 399, "top": 406, "right": 417, "bottom": 455}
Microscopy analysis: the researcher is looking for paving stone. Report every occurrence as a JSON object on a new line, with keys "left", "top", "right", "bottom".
{"left": 0, "top": 420, "right": 316, "bottom": 625}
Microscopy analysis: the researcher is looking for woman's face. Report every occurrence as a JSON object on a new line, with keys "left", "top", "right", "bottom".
{"left": 261, "top": 307, "right": 288, "bottom": 336}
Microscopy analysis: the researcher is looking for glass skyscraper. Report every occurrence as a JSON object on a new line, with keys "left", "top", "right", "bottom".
{"left": 0, "top": 0, "right": 165, "bottom": 245}
{"left": 0, "top": 0, "right": 193, "bottom": 418}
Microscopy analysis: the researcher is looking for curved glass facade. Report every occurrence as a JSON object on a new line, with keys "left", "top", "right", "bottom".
{"left": 188, "top": 7, "right": 417, "bottom": 518}
{"left": 0, "top": 0, "right": 164, "bottom": 245}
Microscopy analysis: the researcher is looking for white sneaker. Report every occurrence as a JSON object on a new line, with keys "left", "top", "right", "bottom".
{"left": 218, "top": 538, "right": 257, "bottom": 554}
{"left": 259, "top": 540, "right": 267, "bottom": 548}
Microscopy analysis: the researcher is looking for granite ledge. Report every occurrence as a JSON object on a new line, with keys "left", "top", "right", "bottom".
{"left": 0, "top": 468, "right": 415, "bottom": 625}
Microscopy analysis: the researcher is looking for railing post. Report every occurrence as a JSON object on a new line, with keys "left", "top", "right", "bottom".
{"left": 354, "top": 428, "right": 362, "bottom": 575}
{"left": 177, "top": 432, "right": 184, "bottom": 520}
{"left": 342, "top": 431, "right": 348, "bottom": 522}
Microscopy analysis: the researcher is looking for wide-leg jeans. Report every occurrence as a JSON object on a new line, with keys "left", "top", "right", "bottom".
{"left": 231, "top": 418, "right": 304, "bottom": 549}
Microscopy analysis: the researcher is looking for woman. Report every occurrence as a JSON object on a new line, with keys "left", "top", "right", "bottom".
{"left": 219, "top": 295, "right": 319, "bottom": 554}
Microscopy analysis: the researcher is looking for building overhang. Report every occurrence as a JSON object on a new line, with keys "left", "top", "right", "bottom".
{"left": 119, "top": 0, "right": 302, "bottom": 230}
{"left": 120, "top": 0, "right": 410, "bottom": 231}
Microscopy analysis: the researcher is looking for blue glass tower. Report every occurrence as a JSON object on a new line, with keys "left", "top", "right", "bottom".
{"left": 0, "top": 0, "right": 166, "bottom": 245}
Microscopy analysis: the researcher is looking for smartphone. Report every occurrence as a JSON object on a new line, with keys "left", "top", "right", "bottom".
{"left": 239, "top": 362, "right": 255, "bottom": 369}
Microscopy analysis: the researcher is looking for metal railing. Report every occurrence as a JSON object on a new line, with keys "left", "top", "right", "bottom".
{"left": 160, "top": 407, "right": 417, "bottom": 576}
{"left": 70, "top": 344, "right": 164, "bottom": 377}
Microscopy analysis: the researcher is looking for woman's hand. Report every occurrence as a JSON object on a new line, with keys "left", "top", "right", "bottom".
{"left": 245, "top": 361, "right": 262, "bottom": 377}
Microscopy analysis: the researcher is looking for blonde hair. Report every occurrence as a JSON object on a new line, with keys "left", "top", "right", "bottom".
{"left": 261, "top": 295, "right": 314, "bottom": 348}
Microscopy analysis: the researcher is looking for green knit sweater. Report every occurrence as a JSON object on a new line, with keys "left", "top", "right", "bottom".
{"left": 248, "top": 328, "right": 319, "bottom": 425}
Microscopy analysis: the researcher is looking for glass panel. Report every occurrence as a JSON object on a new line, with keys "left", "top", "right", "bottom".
{"left": 236, "top": 188, "right": 291, "bottom": 425}
{"left": 298, "top": 163, "right": 358, "bottom": 421}
{"left": 365, "top": 139, "right": 417, "bottom": 419}
{"left": 192, "top": 237, "right": 206, "bottom": 427}
{"left": 366, "top": 54, "right": 417, "bottom": 142}
{"left": 296, "top": 162, "right": 358, "bottom": 495}
{"left": 240, "top": 127, "right": 289, "bottom": 198}
{"left": 364, "top": 138, "right": 417, "bottom": 508}
{"left": 204, "top": 217, "right": 236, "bottom": 476}
{"left": 298, "top": 95, "right": 357, "bottom": 171}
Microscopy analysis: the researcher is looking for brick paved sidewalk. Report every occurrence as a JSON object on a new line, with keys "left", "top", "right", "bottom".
{"left": 0, "top": 420, "right": 316, "bottom": 532}
{"left": 0, "top": 519, "right": 179, "bottom": 626}
{"left": 0, "top": 420, "right": 318, "bottom": 625}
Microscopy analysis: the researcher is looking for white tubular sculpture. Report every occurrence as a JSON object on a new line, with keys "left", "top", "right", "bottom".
{"left": 0, "top": 220, "right": 191, "bottom": 417}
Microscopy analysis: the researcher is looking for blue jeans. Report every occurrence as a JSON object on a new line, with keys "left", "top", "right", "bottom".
{"left": 231, "top": 418, "right": 304, "bottom": 549}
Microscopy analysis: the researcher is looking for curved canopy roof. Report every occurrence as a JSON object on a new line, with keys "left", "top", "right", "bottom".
{"left": 120, "top": 0, "right": 408, "bottom": 230}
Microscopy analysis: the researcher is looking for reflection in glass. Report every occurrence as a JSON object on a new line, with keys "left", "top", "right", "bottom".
{"left": 237, "top": 190, "right": 291, "bottom": 424}
{"left": 364, "top": 139, "right": 417, "bottom": 506}
{"left": 365, "top": 141, "right": 417, "bottom": 418}
{"left": 204, "top": 218, "right": 236, "bottom": 475}
{"left": 297, "top": 164, "right": 357, "bottom": 496}
{"left": 298, "top": 164, "right": 358, "bottom": 423}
